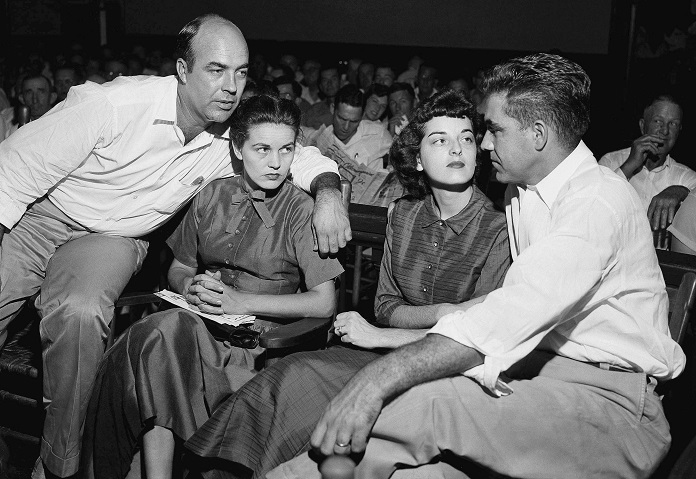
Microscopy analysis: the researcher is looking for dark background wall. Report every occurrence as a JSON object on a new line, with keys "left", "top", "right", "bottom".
{"left": 122, "top": 0, "right": 612, "bottom": 54}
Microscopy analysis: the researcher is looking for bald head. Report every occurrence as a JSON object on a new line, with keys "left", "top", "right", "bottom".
{"left": 176, "top": 14, "right": 244, "bottom": 73}
{"left": 175, "top": 14, "right": 249, "bottom": 132}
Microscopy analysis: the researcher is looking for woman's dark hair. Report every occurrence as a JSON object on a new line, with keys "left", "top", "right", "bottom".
{"left": 228, "top": 94, "right": 301, "bottom": 149}
{"left": 390, "top": 89, "right": 484, "bottom": 199}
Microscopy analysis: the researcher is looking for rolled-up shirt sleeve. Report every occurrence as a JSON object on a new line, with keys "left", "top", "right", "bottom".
{"left": 429, "top": 194, "right": 612, "bottom": 390}
{"left": 374, "top": 205, "right": 403, "bottom": 323}
{"left": 289, "top": 144, "right": 339, "bottom": 193}
{"left": 0, "top": 86, "right": 115, "bottom": 229}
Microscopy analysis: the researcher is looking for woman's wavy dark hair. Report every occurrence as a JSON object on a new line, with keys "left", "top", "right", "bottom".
{"left": 390, "top": 89, "right": 484, "bottom": 199}
{"left": 228, "top": 94, "right": 301, "bottom": 149}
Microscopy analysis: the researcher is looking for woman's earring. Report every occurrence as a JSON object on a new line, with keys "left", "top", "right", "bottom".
{"left": 416, "top": 160, "right": 423, "bottom": 171}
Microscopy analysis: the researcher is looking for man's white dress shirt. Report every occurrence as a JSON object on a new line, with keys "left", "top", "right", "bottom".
{"left": 0, "top": 76, "right": 337, "bottom": 236}
{"left": 430, "top": 141, "right": 685, "bottom": 393}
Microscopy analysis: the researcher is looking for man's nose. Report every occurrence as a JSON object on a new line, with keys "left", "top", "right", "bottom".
{"left": 481, "top": 131, "right": 494, "bottom": 150}
{"left": 222, "top": 72, "right": 237, "bottom": 95}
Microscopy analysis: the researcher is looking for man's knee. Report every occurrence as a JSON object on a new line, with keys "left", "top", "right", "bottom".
{"left": 38, "top": 291, "right": 114, "bottom": 342}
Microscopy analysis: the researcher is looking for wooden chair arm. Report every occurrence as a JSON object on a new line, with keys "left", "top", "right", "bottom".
{"left": 114, "top": 292, "right": 162, "bottom": 308}
{"left": 259, "top": 317, "right": 332, "bottom": 349}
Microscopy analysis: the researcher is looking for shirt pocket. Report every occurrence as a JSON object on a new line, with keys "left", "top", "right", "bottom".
{"left": 152, "top": 174, "right": 207, "bottom": 215}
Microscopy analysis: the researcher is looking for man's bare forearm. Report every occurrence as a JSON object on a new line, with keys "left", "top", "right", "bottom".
{"left": 310, "top": 172, "right": 341, "bottom": 196}
{"left": 362, "top": 333, "right": 484, "bottom": 402}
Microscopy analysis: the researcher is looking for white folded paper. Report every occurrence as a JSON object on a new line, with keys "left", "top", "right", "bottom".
{"left": 154, "top": 289, "right": 255, "bottom": 326}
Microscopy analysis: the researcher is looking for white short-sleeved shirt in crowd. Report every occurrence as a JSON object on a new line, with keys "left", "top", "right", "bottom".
{"left": 429, "top": 141, "right": 685, "bottom": 394}
{"left": 0, "top": 75, "right": 337, "bottom": 237}
{"left": 308, "top": 119, "right": 392, "bottom": 172}
{"left": 598, "top": 147, "right": 696, "bottom": 210}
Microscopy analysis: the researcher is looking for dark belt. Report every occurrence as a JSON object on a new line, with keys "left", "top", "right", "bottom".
{"left": 588, "top": 362, "right": 635, "bottom": 373}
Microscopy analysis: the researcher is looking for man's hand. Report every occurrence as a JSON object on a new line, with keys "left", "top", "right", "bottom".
{"left": 311, "top": 177, "right": 351, "bottom": 255}
{"left": 310, "top": 334, "right": 484, "bottom": 457}
{"left": 647, "top": 185, "right": 689, "bottom": 230}
{"left": 334, "top": 311, "right": 385, "bottom": 349}
{"left": 620, "top": 133, "right": 665, "bottom": 180}
{"left": 310, "top": 368, "right": 384, "bottom": 456}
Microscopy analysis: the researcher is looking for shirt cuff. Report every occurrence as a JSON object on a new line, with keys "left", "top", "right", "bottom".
{"left": 428, "top": 310, "right": 508, "bottom": 395}
{"left": 0, "top": 189, "right": 28, "bottom": 229}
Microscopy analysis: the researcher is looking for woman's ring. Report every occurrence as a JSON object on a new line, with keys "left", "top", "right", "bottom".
{"left": 335, "top": 441, "right": 350, "bottom": 448}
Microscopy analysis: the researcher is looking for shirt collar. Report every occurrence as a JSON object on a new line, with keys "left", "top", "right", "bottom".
{"left": 152, "top": 78, "right": 230, "bottom": 140}
{"left": 227, "top": 176, "right": 276, "bottom": 228}
{"left": 525, "top": 140, "right": 593, "bottom": 208}
{"left": 645, "top": 155, "right": 674, "bottom": 173}
{"left": 420, "top": 186, "right": 488, "bottom": 235}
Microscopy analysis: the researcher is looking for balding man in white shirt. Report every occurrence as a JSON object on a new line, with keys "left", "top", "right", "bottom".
{"left": 270, "top": 54, "right": 684, "bottom": 479}
{"left": 599, "top": 93, "right": 696, "bottom": 231}
{"left": 0, "top": 14, "right": 349, "bottom": 479}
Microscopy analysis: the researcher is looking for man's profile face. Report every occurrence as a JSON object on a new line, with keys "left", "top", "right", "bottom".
{"left": 54, "top": 69, "right": 77, "bottom": 101}
{"left": 21, "top": 77, "right": 54, "bottom": 119}
{"left": 640, "top": 100, "right": 682, "bottom": 155}
{"left": 178, "top": 20, "right": 249, "bottom": 127}
{"left": 388, "top": 90, "right": 414, "bottom": 118}
{"left": 333, "top": 102, "right": 363, "bottom": 143}
{"left": 374, "top": 67, "right": 395, "bottom": 87}
{"left": 479, "top": 93, "right": 537, "bottom": 185}
{"left": 319, "top": 69, "right": 340, "bottom": 98}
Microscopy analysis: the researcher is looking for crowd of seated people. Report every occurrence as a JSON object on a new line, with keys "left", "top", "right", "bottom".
{"left": 1, "top": 12, "right": 696, "bottom": 479}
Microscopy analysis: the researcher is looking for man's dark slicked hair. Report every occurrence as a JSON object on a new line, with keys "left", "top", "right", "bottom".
{"left": 175, "top": 13, "right": 228, "bottom": 73}
{"left": 481, "top": 53, "right": 591, "bottom": 149}
{"left": 334, "top": 84, "right": 363, "bottom": 109}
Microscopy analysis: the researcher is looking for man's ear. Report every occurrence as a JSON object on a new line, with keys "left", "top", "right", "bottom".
{"left": 532, "top": 120, "right": 549, "bottom": 151}
{"left": 176, "top": 58, "right": 188, "bottom": 84}
{"left": 639, "top": 118, "right": 645, "bottom": 135}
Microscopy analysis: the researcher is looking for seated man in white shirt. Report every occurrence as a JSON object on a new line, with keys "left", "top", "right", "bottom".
{"left": 270, "top": 53, "right": 684, "bottom": 479}
{"left": 0, "top": 74, "right": 56, "bottom": 142}
{"left": 0, "top": 14, "right": 349, "bottom": 479}
{"left": 598, "top": 93, "right": 696, "bottom": 231}
{"left": 308, "top": 84, "right": 392, "bottom": 172}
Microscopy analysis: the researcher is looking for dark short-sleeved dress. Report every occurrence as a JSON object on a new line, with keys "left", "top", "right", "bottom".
{"left": 184, "top": 185, "right": 511, "bottom": 478}
{"left": 81, "top": 177, "right": 343, "bottom": 479}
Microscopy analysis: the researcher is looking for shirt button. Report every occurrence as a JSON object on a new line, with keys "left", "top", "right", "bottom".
{"left": 228, "top": 243, "right": 233, "bottom": 248}
{"left": 427, "top": 264, "right": 432, "bottom": 269}
{"left": 241, "top": 216, "right": 247, "bottom": 220}
{"left": 433, "top": 242, "right": 438, "bottom": 247}
{"left": 235, "top": 229, "right": 241, "bottom": 235}
{"left": 422, "top": 287, "right": 427, "bottom": 292}
{"left": 438, "top": 221, "right": 443, "bottom": 226}
{"left": 225, "top": 259, "right": 229, "bottom": 264}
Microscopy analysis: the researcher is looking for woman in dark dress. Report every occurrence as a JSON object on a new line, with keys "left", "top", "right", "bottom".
{"left": 184, "top": 89, "right": 511, "bottom": 478}
{"left": 81, "top": 95, "right": 343, "bottom": 479}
